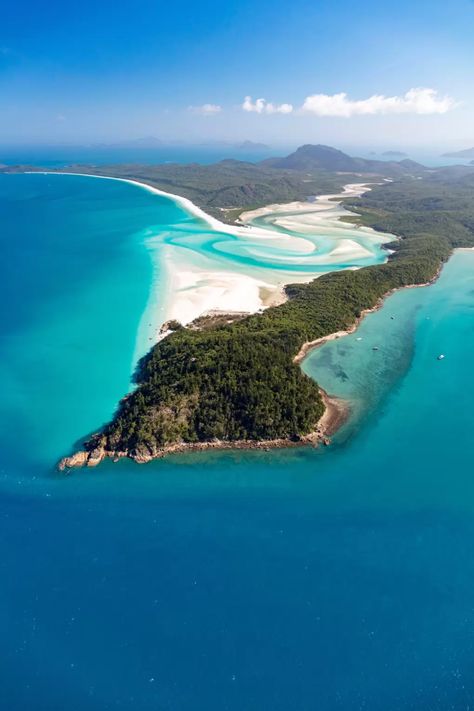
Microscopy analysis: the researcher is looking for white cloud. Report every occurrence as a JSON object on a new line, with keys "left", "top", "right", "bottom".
{"left": 242, "top": 96, "right": 293, "bottom": 114}
{"left": 301, "top": 88, "right": 457, "bottom": 117}
{"left": 188, "top": 103, "right": 222, "bottom": 115}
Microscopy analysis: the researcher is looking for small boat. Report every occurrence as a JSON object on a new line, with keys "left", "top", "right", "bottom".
{"left": 437, "top": 354, "right": 445, "bottom": 360}
{"left": 372, "top": 346, "right": 379, "bottom": 351}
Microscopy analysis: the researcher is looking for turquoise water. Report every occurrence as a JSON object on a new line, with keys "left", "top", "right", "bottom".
{"left": 1, "top": 174, "right": 474, "bottom": 710}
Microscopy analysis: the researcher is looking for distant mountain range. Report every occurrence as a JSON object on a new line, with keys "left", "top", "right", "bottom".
{"left": 442, "top": 147, "right": 474, "bottom": 159}
{"left": 263, "top": 144, "right": 422, "bottom": 175}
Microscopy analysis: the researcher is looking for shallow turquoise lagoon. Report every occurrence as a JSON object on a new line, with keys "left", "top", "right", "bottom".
{"left": 1, "top": 173, "right": 474, "bottom": 710}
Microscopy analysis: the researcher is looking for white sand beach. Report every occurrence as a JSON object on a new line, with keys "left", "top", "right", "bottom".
{"left": 150, "top": 181, "right": 387, "bottom": 323}
{"left": 162, "top": 250, "right": 276, "bottom": 325}
{"left": 238, "top": 182, "right": 373, "bottom": 223}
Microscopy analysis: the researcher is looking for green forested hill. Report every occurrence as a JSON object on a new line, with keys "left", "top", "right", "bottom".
{"left": 262, "top": 144, "right": 425, "bottom": 175}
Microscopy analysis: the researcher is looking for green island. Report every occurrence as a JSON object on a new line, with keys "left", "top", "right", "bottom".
{"left": 13, "top": 145, "right": 472, "bottom": 468}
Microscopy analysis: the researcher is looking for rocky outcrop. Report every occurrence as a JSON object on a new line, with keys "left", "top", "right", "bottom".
{"left": 58, "top": 448, "right": 105, "bottom": 471}
{"left": 58, "top": 450, "right": 91, "bottom": 470}
{"left": 56, "top": 423, "right": 343, "bottom": 472}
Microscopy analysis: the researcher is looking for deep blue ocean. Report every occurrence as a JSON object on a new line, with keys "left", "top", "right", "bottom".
{"left": 1, "top": 173, "right": 474, "bottom": 710}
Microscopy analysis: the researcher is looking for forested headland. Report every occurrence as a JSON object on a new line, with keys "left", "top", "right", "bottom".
{"left": 58, "top": 162, "right": 474, "bottom": 468}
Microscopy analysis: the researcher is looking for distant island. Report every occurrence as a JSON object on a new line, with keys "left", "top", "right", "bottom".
{"left": 442, "top": 147, "right": 474, "bottom": 159}
{"left": 96, "top": 136, "right": 164, "bottom": 149}
{"left": 4, "top": 144, "right": 473, "bottom": 469}
{"left": 235, "top": 140, "right": 270, "bottom": 151}
{"left": 381, "top": 150, "right": 408, "bottom": 158}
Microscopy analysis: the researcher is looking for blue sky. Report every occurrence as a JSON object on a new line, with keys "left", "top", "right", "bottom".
{"left": 1, "top": 0, "right": 474, "bottom": 148}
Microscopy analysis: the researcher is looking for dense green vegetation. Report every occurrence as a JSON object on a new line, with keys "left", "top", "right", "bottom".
{"left": 84, "top": 168, "right": 474, "bottom": 459}
{"left": 346, "top": 170, "right": 474, "bottom": 249}
{"left": 33, "top": 159, "right": 355, "bottom": 222}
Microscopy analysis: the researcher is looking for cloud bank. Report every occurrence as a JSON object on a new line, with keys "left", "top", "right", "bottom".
{"left": 242, "top": 96, "right": 293, "bottom": 114}
{"left": 242, "top": 88, "right": 457, "bottom": 118}
{"left": 302, "top": 88, "right": 456, "bottom": 117}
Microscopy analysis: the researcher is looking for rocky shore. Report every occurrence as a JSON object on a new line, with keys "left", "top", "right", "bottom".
{"left": 57, "top": 389, "right": 348, "bottom": 472}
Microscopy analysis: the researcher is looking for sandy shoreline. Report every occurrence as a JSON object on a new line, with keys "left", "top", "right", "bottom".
{"left": 239, "top": 182, "right": 374, "bottom": 223}
{"left": 33, "top": 170, "right": 326, "bottom": 250}
{"left": 34, "top": 170, "right": 372, "bottom": 237}
{"left": 154, "top": 179, "right": 388, "bottom": 330}
{"left": 34, "top": 172, "right": 334, "bottom": 335}
{"left": 293, "top": 269, "right": 443, "bottom": 365}
{"left": 34, "top": 172, "right": 388, "bottom": 334}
